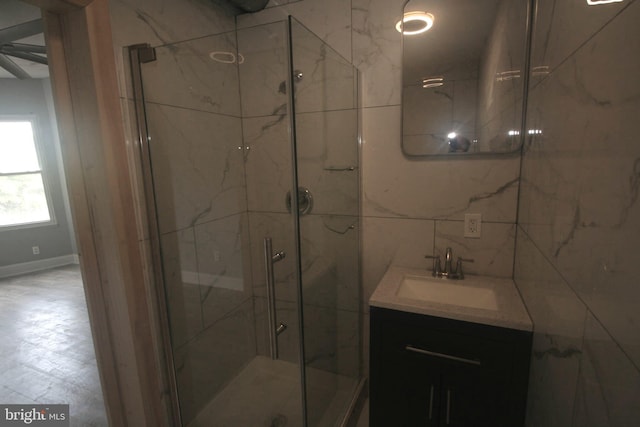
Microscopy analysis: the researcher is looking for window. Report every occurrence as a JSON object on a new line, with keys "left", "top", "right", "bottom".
{"left": 0, "top": 118, "right": 53, "bottom": 228}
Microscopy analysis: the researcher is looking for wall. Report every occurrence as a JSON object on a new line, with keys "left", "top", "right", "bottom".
{"left": 514, "top": 0, "right": 640, "bottom": 425}
{"left": 0, "top": 78, "right": 75, "bottom": 272}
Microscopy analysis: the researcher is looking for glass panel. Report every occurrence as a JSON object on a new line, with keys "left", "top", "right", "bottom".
{"left": 290, "top": 17, "right": 363, "bottom": 426}
{"left": 139, "top": 21, "right": 304, "bottom": 426}
{"left": 0, "top": 121, "right": 41, "bottom": 173}
{"left": 0, "top": 173, "right": 51, "bottom": 226}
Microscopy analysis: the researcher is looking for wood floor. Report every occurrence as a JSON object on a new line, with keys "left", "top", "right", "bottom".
{"left": 0, "top": 265, "right": 108, "bottom": 426}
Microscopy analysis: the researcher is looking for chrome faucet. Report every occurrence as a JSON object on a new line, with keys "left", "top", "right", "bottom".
{"left": 444, "top": 247, "right": 453, "bottom": 277}
{"left": 424, "top": 247, "right": 474, "bottom": 280}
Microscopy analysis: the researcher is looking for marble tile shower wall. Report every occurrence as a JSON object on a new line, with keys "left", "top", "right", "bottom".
{"left": 515, "top": 0, "right": 640, "bottom": 425}
{"left": 235, "top": 21, "right": 301, "bottom": 365}
{"left": 237, "top": 19, "right": 361, "bottom": 380}
{"left": 108, "top": 1, "right": 255, "bottom": 423}
{"left": 290, "top": 22, "right": 361, "bottom": 380}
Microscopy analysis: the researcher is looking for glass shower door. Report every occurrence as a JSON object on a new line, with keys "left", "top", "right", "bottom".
{"left": 289, "top": 18, "right": 363, "bottom": 426}
{"left": 132, "top": 22, "right": 305, "bottom": 426}
{"left": 131, "top": 16, "right": 362, "bottom": 426}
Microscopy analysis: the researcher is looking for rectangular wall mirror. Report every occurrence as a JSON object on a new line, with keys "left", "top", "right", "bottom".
{"left": 401, "top": 0, "right": 532, "bottom": 157}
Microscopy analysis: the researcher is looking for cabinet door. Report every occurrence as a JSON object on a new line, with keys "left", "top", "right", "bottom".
{"left": 371, "top": 312, "right": 442, "bottom": 426}
{"left": 404, "top": 350, "right": 442, "bottom": 426}
{"left": 370, "top": 308, "right": 526, "bottom": 427}
{"left": 439, "top": 361, "right": 495, "bottom": 427}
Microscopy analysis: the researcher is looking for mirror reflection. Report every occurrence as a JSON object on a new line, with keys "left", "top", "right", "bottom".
{"left": 401, "top": 0, "right": 530, "bottom": 156}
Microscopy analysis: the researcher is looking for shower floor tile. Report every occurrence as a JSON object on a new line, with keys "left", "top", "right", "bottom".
{"left": 188, "top": 356, "right": 303, "bottom": 427}
{"left": 188, "top": 356, "right": 359, "bottom": 427}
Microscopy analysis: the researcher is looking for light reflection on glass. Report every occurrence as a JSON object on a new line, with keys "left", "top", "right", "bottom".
{"left": 587, "top": 0, "right": 623, "bottom": 5}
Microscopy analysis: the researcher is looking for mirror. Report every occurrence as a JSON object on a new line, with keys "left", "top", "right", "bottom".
{"left": 400, "top": 0, "right": 531, "bottom": 157}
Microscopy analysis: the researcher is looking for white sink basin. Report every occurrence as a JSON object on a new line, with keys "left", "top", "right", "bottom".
{"left": 396, "top": 275, "right": 499, "bottom": 311}
{"left": 369, "top": 267, "right": 532, "bottom": 331}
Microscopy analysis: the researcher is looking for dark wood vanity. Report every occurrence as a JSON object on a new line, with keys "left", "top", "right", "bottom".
{"left": 370, "top": 307, "right": 532, "bottom": 427}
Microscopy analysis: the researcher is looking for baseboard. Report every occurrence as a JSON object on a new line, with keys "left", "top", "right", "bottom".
{"left": 0, "top": 254, "right": 80, "bottom": 279}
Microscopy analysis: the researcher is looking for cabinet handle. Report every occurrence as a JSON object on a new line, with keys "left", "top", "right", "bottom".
{"left": 428, "top": 384, "right": 434, "bottom": 420}
{"left": 405, "top": 345, "right": 481, "bottom": 366}
{"left": 446, "top": 389, "right": 451, "bottom": 425}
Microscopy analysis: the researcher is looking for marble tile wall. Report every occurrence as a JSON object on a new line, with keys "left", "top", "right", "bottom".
{"left": 515, "top": 0, "right": 640, "bottom": 425}
{"left": 295, "top": 110, "right": 359, "bottom": 216}
{"left": 144, "top": 102, "right": 246, "bottom": 234}
{"left": 238, "top": 18, "right": 362, "bottom": 424}
{"left": 514, "top": 230, "right": 587, "bottom": 427}
{"left": 238, "top": 13, "right": 361, "bottom": 362}
{"left": 290, "top": 22, "right": 362, "bottom": 398}
{"left": 236, "top": 22, "right": 301, "bottom": 367}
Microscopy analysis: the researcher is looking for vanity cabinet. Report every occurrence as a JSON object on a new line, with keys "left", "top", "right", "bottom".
{"left": 370, "top": 307, "right": 532, "bottom": 427}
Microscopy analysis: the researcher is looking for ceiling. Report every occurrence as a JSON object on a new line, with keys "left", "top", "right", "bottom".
{"left": 0, "top": 0, "right": 49, "bottom": 79}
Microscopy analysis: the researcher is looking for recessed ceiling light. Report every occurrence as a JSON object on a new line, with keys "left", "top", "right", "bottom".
{"left": 396, "top": 12, "right": 434, "bottom": 35}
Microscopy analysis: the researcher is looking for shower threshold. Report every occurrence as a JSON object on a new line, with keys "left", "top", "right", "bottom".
{"left": 187, "top": 356, "right": 359, "bottom": 427}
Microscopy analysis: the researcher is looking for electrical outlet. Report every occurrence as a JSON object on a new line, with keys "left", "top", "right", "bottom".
{"left": 464, "top": 214, "right": 482, "bottom": 238}
{"left": 32, "top": 246, "right": 40, "bottom": 255}
{"left": 214, "top": 250, "right": 221, "bottom": 262}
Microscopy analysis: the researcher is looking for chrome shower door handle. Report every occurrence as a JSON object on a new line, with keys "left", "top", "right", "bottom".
{"left": 264, "top": 237, "right": 286, "bottom": 360}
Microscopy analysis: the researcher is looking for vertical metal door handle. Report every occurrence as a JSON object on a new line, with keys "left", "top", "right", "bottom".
{"left": 428, "top": 384, "right": 434, "bottom": 420}
{"left": 446, "top": 388, "right": 451, "bottom": 425}
{"left": 264, "top": 238, "right": 285, "bottom": 359}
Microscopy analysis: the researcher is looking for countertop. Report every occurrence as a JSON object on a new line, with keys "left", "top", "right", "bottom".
{"left": 369, "top": 266, "right": 533, "bottom": 332}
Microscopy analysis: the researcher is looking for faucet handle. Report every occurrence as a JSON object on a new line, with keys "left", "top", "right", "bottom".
{"left": 455, "top": 257, "right": 474, "bottom": 279}
{"left": 424, "top": 255, "right": 442, "bottom": 277}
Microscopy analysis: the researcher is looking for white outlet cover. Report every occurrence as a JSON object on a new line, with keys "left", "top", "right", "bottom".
{"left": 464, "top": 213, "right": 482, "bottom": 238}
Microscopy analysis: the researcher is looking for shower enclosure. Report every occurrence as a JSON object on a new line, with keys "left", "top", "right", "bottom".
{"left": 129, "top": 17, "right": 362, "bottom": 426}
